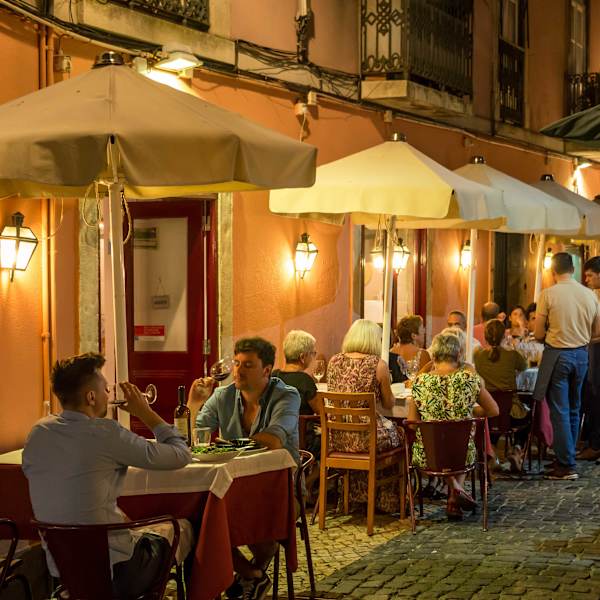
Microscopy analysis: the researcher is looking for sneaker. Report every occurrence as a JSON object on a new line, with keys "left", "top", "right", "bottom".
{"left": 576, "top": 447, "right": 600, "bottom": 461}
{"left": 544, "top": 466, "right": 579, "bottom": 480}
{"left": 242, "top": 572, "right": 272, "bottom": 600}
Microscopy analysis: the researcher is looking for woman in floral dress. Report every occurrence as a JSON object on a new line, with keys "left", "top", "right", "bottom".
{"left": 327, "top": 319, "right": 402, "bottom": 513}
{"left": 409, "top": 332, "right": 498, "bottom": 519}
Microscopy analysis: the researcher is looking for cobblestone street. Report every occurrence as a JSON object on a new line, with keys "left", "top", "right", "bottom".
{"left": 282, "top": 461, "right": 600, "bottom": 599}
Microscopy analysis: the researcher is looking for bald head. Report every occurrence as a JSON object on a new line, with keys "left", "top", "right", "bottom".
{"left": 481, "top": 302, "right": 500, "bottom": 322}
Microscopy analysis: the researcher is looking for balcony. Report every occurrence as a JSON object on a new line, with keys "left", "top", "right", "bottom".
{"left": 567, "top": 72, "right": 600, "bottom": 115}
{"left": 107, "top": 0, "right": 209, "bottom": 30}
{"left": 360, "top": 0, "right": 473, "bottom": 115}
{"left": 498, "top": 39, "right": 524, "bottom": 126}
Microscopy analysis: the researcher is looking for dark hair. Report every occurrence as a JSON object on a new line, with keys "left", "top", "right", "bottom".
{"left": 448, "top": 310, "right": 466, "bottom": 328}
{"left": 396, "top": 315, "right": 423, "bottom": 344}
{"left": 552, "top": 252, "right": 574, "bottom": 275}
{"left": 484, "top": 319, "right": 505, "bottom": 362}
{"left": 51, "top": 353, "right": 106, "bottom": 407}
{"left": 481, "top": 302, "right": 500, "bottom": 321}
{"left": 584, "top": 256, "right": 600, "bottom": 274}
{"left": 234, "top": 337, "right": 276, "bottom": 367}
{"left": 525, "top": 302, "right": 537, "bottom": 320}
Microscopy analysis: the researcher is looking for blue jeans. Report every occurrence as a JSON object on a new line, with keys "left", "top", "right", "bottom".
{"left": 546, "top": 347, "right": 588, "bottom": 469}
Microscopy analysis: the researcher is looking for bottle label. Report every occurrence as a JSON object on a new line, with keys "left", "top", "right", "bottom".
{"left": 174, "top": 417, "right": 190, "bottom": 439}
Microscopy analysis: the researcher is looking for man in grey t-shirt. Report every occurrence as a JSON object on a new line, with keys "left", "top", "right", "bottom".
{"left": 534, "top": 253, "right": 600, "bottom": 480}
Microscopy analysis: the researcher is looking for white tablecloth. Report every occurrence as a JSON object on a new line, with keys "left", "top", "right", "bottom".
{"left": 0, "top": 448, "right": 296, "bottom": 500}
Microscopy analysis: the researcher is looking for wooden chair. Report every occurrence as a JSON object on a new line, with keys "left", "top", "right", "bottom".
{"left": 272, "top": 450, "right": 316, "bottom": 599}
{"left": 0, "top": 519, "right": 32, "bottom": 600}
{"left": 33, "top": 515, "right": 182, "bottom": 600}
{"left": 316, "top": 391, "right": 406, "bottom": 536}
{"left": 404, "top": 418, "right": 489, "bottom": 533}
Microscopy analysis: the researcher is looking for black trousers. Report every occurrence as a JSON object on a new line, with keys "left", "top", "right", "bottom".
{"left": 582, "top": 343, "right": 600, "bottom": 450}
{"left": 112, "top": 533, "right": 170, "bottom": 599}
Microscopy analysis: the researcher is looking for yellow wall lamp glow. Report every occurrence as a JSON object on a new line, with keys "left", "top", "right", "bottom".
{"left": 295, "top": 233, "right": 318, "bottom": 278}
{"left": 371, "top": 235, "right": 411, "bottom": 271}
{"left": 0, "top": 212, "right": 38, "bottom": 281}
{"left": 543, "top": 248, "right": 553, "bottom": 270}
{"left": 460, "top": 239, "right": 472, "bottom": 269}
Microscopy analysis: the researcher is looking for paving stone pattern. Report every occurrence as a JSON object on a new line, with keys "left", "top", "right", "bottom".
{"left": 278, "top": 461, "right": 600, "bottom": 599}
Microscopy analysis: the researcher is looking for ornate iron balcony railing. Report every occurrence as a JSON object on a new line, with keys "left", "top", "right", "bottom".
{"left": 498, "top": 38, "right": 524, "bottom": 126}
{"left": 360, "top": 0, "right": 473, "bottom": 97}
{"left": 108, "top": 0, "right": 209, "bottom": 31}
{"left": 567, "top": 73, "right": 600, "bottom": 115}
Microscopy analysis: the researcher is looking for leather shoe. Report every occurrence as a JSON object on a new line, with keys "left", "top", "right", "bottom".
{"left": 576, "top": 447, "right": 600, "bottom": 461}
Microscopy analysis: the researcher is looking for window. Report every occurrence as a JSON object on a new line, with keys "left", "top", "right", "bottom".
{"left": 569, "top": 0, "right": 587, "bottom": 74}
{"left": 501, "top": 0, "right": 519, "bottom": 45}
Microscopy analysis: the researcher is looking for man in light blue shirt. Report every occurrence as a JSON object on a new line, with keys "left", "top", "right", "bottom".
{"left": 23, "top": 353, "right": 191, "bottom": 598}
{"left": 188, "top": 337, "right": 300, "bottom": 600}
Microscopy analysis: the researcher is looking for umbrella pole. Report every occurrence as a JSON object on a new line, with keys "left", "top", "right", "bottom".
{"left": 466, "top": 229, "right": 477, "bottom": 364}
{"left": 381, "top": 216, "right": 396, "bottom": 362}
{"left": 534, "top": 234, "right": 546, "bottom": 302}
{"left": 108, "top": 180, "right": 130, "bottom": 428}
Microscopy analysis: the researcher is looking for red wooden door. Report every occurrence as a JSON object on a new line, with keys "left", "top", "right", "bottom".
{"left": 124, "top": 199, "right": 217, "bottom": 436}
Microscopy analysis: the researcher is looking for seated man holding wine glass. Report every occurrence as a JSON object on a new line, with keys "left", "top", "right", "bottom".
{"left": 187, "top": 336, "right": 301, "bottom": 600}
{"left": 22, "top": 352, "right": 192, "bottom": 599}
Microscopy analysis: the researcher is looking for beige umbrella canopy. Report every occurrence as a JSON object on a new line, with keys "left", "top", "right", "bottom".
{"left": 271, "top": 137, "right": 505, "bottom": 229}
{"left": 531, "top": 174, "right": 600, "bottom": 238}
{"left": 0, "top": 57, "right": 316, "bottom": 198}
{"left": 0, "top": 52, "right": 316, "bottom": 415}
{"left": 270, "top": 137, "right": 507, "bottom": 361}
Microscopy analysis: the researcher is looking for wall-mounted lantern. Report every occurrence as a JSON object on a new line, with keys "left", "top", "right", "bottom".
{"left": 295, "top": 232, "right": 318, "bottom": 278}
{"left": 460, "top": 239, "right": 472, "bottom": 269}
{"left": 392, "top": 236, "right": 410, "bottom": 271}
{"left": 543, "top": 248, "right": 553, "bottom": 270}
{"left": 0, "top": 212, "right": 38, "bottom": 281}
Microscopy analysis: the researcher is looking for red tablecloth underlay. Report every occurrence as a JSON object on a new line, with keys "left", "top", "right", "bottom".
{"left": 0, "top": 465, "right": 297, "bottom": 600}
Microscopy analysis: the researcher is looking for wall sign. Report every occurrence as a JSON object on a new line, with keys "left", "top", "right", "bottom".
{"left": 134, "top": 325, "right": 166, "bottom": 341}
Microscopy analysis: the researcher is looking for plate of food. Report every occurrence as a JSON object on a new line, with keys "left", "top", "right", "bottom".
{"left": 191, "top": 445, "right": 241, "bottom": 463}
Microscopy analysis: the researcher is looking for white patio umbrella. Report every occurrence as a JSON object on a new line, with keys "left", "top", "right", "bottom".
{"left": 270, "top": 136, "right": 508, "bottom": 361}
{"left": 530, "top": 173, "right": 600, "bottom": 299}
{"left": 0, "top": 52, "right": 317, "bottom": 412}
{"left": 455, "top": 158, "right": 582, "bottom": 357}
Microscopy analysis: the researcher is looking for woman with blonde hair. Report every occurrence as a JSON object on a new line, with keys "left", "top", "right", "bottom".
{"left": 326, "top": 319, "right": 402, "bottom": 513}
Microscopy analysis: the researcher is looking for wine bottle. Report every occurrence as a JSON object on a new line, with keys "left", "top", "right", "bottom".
{"left": 174, "top": 385, "right": 191, "bottom": 446}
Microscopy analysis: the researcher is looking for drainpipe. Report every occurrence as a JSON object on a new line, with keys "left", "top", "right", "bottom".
{"left": 39, "top": 27, "right": 56, "bottom": 415}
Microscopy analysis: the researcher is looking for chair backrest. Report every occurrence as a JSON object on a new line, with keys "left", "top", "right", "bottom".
{"left": 407, "top": 418, "right": 477, "bottom": 472}
{"left": 316, "top": 391, "right": 377, "bottom": 459}
{"left": 33, "top": 515, "right": 179, "bottom": 600}
{"left": 488, "top": 390, "right": 514, "bottom": 433}
{"left": 0, "top": 519, "right": 19, "bottom": 589}
{"left": 296, "top": 450, "right": 315, "bottom": 503}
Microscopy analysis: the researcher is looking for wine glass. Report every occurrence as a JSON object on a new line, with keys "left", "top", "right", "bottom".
{"left": 111, "top": 383, "right": 158, "bottom": 407}
{"left": 406, "top": 357, "right": 420, "bottom": 383}
{"left": 313, "top": 359, "right": 326, "bottom": 383}
{"left": 210, "top": 357, "right": 234, "bottom": 382}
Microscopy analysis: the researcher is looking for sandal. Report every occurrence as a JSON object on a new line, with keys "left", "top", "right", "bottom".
{"left": 446, "top": 498, "right": 463, "bottom": 521}
{"left": 452, "top": 489, "right": 477, "bottom": 511}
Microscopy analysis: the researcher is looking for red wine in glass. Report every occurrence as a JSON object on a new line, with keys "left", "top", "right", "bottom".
{"left": 210, "top": 357, "right": 234, "bottom": 382}
{"left": 110, "top": 383, "right": 157, "bottom": 407}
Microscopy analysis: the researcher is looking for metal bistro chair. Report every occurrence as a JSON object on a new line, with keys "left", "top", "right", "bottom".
{"left": 404, "top": 418, "right": 489, "bottom": 533}
{"left": 0, "top": 519, "right": 32, "bottom": 599}
{"left": 317, "top": 391, "right": 406, "bottom": 536}
{"left": 488, "top": 390, "right": 529, "bottom": 462}
{"left": 33, "top": 515, "right": 182, "bottom": 600}
{"left": 272, "top": 450, "right": 316, "bottom": 600}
